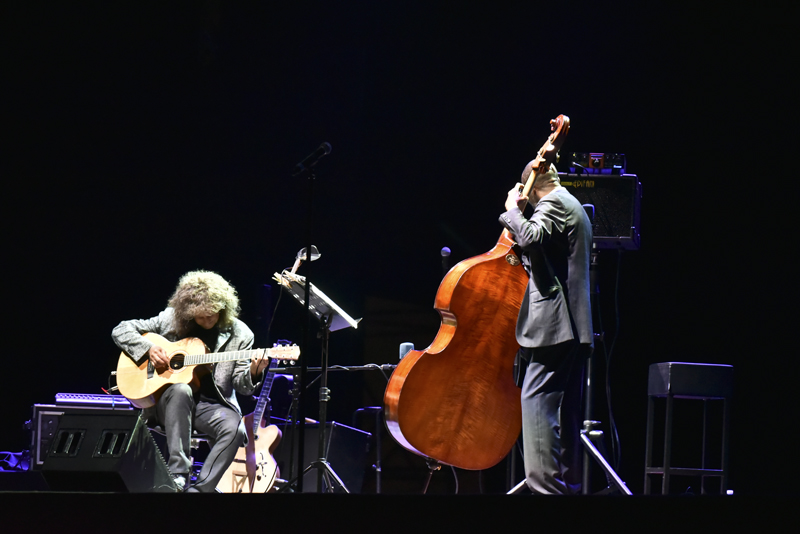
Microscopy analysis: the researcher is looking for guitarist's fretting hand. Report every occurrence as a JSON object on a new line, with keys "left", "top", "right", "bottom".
{"left": 250, "top": 349, "right": 270, "bottom": 380}
{"left": 148, "top": 344, "right": 170, "bottom": 369}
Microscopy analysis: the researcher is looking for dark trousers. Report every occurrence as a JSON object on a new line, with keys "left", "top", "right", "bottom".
{"left": 155, "top": 383, "right": 246, "bottom": 492}
{"left": 518, "top": 340, "right": 585, "bottom": 494}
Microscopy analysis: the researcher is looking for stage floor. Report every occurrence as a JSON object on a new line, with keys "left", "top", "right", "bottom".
{"left": 0, "top": 483, "right": 795, "bottom": 534}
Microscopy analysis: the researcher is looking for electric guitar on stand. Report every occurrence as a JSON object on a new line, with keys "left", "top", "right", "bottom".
{"left": 217, "top": 354, "right": 283, "bottom": 493}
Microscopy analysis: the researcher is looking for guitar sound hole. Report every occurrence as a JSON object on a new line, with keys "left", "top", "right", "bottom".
{"left": 169, "top": 354, "right": 185, "bottom": 371}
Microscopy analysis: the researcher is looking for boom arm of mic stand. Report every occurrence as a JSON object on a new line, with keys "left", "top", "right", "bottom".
{"left": 271, "top": 364, "right": 397, "bottom": 374}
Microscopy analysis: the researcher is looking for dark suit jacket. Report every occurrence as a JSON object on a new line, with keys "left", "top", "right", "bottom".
{"left": 499, "top": 186, "right": 593, "bottom": 349}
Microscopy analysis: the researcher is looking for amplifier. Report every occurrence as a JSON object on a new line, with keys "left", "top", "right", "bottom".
{"left": 560, "top": 172, "right": 641, "bottom": 250}
{"left": 41, "top": 410, "right": 176, "bottom": 492}
{"left": 568, "top": 152, "right": 626, "bottom": 174}
{"left": 27, "top": 404, "right": 133, "bottom": 470}
{"left": 273, "top": 421, "right": 371, "bottom": 493}
{"left": 55, "top": 392, "right": 132, "bottom": 408}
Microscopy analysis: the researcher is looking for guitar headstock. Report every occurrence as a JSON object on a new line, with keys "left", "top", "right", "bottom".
{"left": 530, "top": 114, "right": 570, "bottom": 173}
{"left": 266, "top": 344, "right": 301, "bottom": 361}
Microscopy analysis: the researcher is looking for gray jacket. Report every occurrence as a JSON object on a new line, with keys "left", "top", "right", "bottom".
{"left": 499, "top": 186, "right": 593, "bottom": 349}
{"left": 111, "top": 308, "right": 261, "bottom": 415}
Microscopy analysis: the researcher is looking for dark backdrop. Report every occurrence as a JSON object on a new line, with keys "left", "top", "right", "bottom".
{"left": 4, "top": 1, "right": 796, "bottom": 495}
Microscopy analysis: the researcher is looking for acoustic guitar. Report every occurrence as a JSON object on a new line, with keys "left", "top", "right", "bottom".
{"left": 115, "top": 333, "right": 299, "bottom": 409}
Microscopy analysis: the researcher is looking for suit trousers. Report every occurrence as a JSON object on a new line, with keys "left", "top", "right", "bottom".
{"left": 519, "top": 340, "right": 585, "bottom": 494}
{"left": 156, "top": 383, "right": 247, "bottom": 492}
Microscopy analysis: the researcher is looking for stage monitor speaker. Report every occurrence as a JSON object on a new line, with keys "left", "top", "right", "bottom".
{"left": 41, "top": 410, "right": 177, "bottom": 493}
{"left": 28, "top": 404, "right": 133, "bottom": 471}
{"left": 560, "top": 172, "right": 641, "bottom": 250}
{"left": 274, "top": 421, "right": 371, "bottom": 493}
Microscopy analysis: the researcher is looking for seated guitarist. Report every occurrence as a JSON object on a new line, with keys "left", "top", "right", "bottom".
{"left": 112, "top": 270, "right": 270, "bottom": 492}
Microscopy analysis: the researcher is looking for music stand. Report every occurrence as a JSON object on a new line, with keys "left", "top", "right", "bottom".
{"left": 273, "top": 270, "right": 361, "bottom": 492}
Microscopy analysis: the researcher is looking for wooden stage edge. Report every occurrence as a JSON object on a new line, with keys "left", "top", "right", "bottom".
{"left": 0, "top": 489, "right": 796, "bottom": 533}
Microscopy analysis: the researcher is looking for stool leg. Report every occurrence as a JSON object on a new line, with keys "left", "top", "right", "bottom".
{"left": 722, "top": 398, "right": 730, "bottom": 493}
{"left": 375, "top": 410, "right": 382, "bottom": 494}
{"left": 662, "top": 394, "right": 673, "bottom": 495}
{"left": 644, "top": 395, "right": 655, "bottom": 494}
{"left": 701, "top": 399, "right": 708, "bottom": 495}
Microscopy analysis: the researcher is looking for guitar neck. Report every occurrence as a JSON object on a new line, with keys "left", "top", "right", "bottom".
{"left": 252, "top": 360, "right": 279, "bottom": 432}
{"left": 184, "top": 348, "right": 261, "bottom": 366}
{"left": 180, "top": 342, "right": 298, "bottom": 368}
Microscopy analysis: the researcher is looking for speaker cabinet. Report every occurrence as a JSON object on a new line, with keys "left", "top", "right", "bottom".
{"left": 561, "top": 173, "right": 642, "bottom": 250}
{"left": 29, "top": 404, "right": 135, "bottom": 471}
{"left": 274, "top": 421, "right": 371, "bottom": 493}
{"left": 41, "top": 410, "right": 177, "bottom": 492}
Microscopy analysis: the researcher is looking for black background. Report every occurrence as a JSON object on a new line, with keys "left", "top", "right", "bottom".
{"left": 4, "top": 1, "right": 797, "bottom": 495}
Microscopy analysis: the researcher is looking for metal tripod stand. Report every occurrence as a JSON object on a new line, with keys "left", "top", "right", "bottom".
{"left": 581, "top": 215, "right": 631, "bottom": 495}
{"left": 272, "top": 270, "right": 361, "bottom": 492}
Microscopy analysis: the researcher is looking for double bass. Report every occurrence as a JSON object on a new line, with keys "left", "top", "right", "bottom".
{"left": 384, "top": 115, "right": 570, "bottom": 470}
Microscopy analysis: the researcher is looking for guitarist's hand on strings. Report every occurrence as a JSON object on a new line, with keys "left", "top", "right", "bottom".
{"left": 250, "top": 349, "right": 270, "bottom": 380}
{"left": 148, "top": 344, "right": 170, "bottom": 369}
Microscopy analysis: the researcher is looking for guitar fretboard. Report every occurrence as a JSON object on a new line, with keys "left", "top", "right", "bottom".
{"left": 253, "top": 359, "right": 279, "bottom": 434}
{"left": 184, "top": 349, "right": 262, "bottom": 366}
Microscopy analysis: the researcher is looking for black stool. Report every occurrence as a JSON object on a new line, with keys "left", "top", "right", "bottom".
{"left": 644, "top": 362, "right": 733, "bottom": 495}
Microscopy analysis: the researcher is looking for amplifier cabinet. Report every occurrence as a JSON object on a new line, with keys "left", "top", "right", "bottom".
{"left": 28, "top": 404, "right": 133, "bottom": 471}
{"left": 40, "top": 409, "right": 176, "bottom": 492}
{"left": 561, "top": 173, "right": 641, "bottom": 250}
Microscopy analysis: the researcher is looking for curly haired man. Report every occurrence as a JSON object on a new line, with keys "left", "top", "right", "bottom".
{"left": 112, "top": 270, "right": 269, "bottom": 492}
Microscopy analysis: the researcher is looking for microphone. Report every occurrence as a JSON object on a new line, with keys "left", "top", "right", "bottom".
{"left": 441, "top": 246, "right": 451, "bottom": 277}
{"left": 292, "top": 142, "right": 332, "bottom": 176}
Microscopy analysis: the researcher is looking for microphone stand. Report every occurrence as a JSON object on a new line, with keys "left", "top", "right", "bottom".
{"left": 581, "top": 205, "right": 632, "bottom": 495}
{"left": 283, "top": 142, "right": 330, "bottom": 491}
{"left": 294, "top": 165, "right": 317, "bottom": 491}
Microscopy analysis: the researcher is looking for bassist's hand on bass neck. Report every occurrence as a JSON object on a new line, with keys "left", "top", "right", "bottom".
{"left": 506, "top": 163, "right": 560, "bottom": 213}
{"left": 506, "top": 182, "right": 528, "bottom": 212}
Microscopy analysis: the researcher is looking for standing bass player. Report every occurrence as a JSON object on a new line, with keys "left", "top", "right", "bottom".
{"left": 112, "top": 270, "right": 270, "bottom": 492}
{"left": 500, "top": 162, "right": 593, "bottom": 495}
